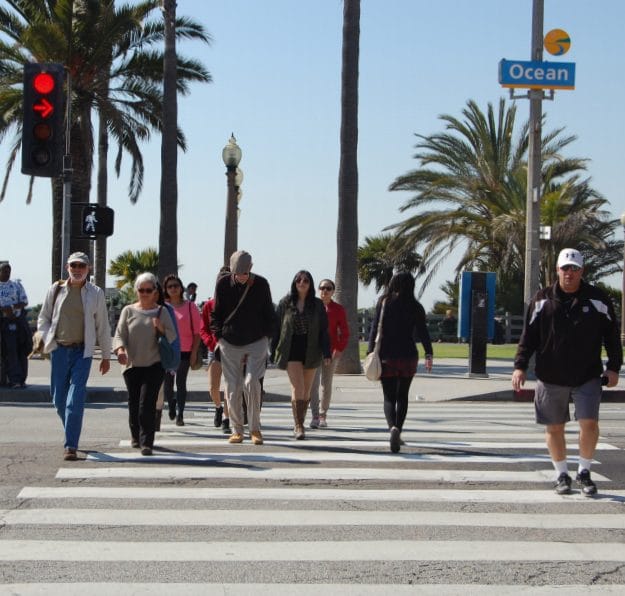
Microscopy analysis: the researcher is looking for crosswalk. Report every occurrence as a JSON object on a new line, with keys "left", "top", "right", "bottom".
{"left": 3, "top": 400, "right": 625, "bottom": 592}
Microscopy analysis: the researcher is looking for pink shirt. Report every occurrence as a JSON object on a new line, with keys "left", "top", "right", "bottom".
{"left": 169, "top": 300, "right": 201, "bottom": 352}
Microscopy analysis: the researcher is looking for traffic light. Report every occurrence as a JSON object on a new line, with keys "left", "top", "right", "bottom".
{"left": 21, "top": 63, "right": 65, "bottom": 177}
{"left": 80, "top": 204, "right": 115, "bottom": 238}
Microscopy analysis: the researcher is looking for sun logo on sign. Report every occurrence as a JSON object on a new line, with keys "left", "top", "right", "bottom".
{"left": 544, "top": 29, "right": 571, "bottom": 56}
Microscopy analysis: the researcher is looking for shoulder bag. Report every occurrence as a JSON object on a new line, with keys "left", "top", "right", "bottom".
{"left": 157, "top": 306, "right": 178, "bottom": 370}
{"left": 363, "top": 299, "right": 385, "bottom": 381}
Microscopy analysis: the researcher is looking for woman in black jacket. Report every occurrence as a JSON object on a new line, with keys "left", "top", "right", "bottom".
{"left": 368, "top": 272, "right": 433, "bottom": 453}
{"left": 273, "top": 270, "right": 331, "bottom": 440}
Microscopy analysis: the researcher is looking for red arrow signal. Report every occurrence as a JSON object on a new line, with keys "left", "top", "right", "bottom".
{"left": 33, "top": 98, "right": 53, "bottom": 118}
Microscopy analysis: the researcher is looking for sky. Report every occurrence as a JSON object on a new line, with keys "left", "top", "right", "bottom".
{"left": 2, "top": 0, "right": 625, "bottom": 311}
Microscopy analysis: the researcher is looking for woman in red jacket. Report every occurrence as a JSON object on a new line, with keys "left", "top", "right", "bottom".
{"left": 200, "top": 267, "right": 231, "bottom": 433}
{"left": 308, "top": 278, "right": 349, "bottom": 428}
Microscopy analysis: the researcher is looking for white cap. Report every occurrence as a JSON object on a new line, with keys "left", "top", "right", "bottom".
{"left": 557, "top": 248, "right": 583, "bottom": 269}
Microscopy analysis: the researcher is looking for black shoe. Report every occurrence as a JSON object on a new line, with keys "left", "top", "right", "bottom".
{"left": 576, "top": 469, "right": 597, "bottom": 496}
{"left": 141, "top": 447, "right": 153, "bottom": 456}
{"left": 131, "top": 439, "right": 140, "bottom": 449}
{"left": 222, "top": 418, "right": 231, "bottom": 434}
{"left": 214, "top": 405, "right": 223, "bottom": 428}
{"left": 168, "top": 405, "right": 176, "bottom": 421}
{"left": 554, "top": 472, "right": 572, "bottom": 495}
{"left": 176, "top": 414, "right": 184, "bottom": 427}
{"left": 390, "top": 426, "right": 401, "bottom": 453}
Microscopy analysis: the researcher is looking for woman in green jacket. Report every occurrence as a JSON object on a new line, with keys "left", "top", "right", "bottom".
{"left": 273, "top": 270, "right": 331, "bottom": 439}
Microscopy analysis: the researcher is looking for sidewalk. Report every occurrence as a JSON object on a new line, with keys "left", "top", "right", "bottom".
{"left": 3, "top": 356, "right": 625, "bottom": 404}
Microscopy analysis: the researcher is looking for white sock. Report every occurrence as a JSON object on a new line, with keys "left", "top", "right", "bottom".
{"left": 553, "top": 459, "right": 568, "bottom": 477}
{"left": 578, "top": 457, "right": 592, "bottom": 474}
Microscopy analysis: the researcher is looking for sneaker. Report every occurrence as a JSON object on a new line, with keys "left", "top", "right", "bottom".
{"left": 390, "top": 426, "right": 401, "bottom": 453}
{"left": 228, "top": 432, "right": 243, "bottom": 444}
{"left": 576, "top": 469, "right": 597, "bottom": 496}
{"left": 63, "top": 448, "right": 77, "bottom": 461}
{"left": 214, "top": 405, "right": 223, "bottom": 428}
{"left": 222, "top": 418, "right": 231, "bottom": 434}
{"left": 309, "top": 417, "right": 320, "bottom": 429}
{"left": 554, "top": 472, "right": 572, "bottom": 495}
{"left": 251, "top": 431, "right": 264, "bottom": 445}
{"left": 318, "top": 416, "right": 327, "bottom": 428}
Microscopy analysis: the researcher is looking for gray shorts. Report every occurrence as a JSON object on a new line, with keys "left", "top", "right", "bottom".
{"left": 534, "top": 378, "right": 602, "bottom": 425}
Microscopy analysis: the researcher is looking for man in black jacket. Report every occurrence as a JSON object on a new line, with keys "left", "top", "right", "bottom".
{"left": 512, "top": 248, "right": 621, "bottom": 496}
{"left": 211, "top": 250, "right": 276, "bottom": 445}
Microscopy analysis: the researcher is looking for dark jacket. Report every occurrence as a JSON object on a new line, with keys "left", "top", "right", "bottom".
{"left": 272, "top": 296, "right": 331, "bottom": 369}
{"left": 210, "top": 273, "right": 276, "bottom": 346}
{"left": 514, "top": 280, "right": 622, "bottom": 386}
{"left": 367, "top": 296, "right": 433, "bottom": 361}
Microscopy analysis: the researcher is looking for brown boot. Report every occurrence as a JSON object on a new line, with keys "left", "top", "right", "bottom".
{"left": 294, "top": 400, "right": 308, "bottom": 440}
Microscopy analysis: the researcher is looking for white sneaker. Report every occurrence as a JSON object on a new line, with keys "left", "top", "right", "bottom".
{"left": 318, "top": 416, "right": 327, "bottom": 428}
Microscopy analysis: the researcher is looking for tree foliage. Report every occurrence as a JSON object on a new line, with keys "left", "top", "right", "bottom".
{"left": 387, "top": 99, "right": 622, "bottom": 313}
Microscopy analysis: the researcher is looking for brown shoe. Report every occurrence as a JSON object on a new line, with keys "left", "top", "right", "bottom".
{"left": 251, "top": 431, "right": 264, "bottom": 445}
{"left": 63, "top": 448, "right": 77, "bottom": 461}
{"left": 228, "top": 432, "right": 244, "bottom": 444}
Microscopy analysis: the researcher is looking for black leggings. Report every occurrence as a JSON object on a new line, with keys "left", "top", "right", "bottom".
{"left": 123, "top": 363, "right": 165, "bottom": 448}
{"left": 381, "top": 376, "right": 413, "bottom": 431}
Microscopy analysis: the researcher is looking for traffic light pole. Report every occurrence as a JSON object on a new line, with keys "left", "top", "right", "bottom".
{"left": 60, "top": 71, "right": 72, "bottom": 278}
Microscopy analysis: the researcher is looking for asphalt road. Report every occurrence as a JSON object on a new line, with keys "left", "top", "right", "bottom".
{"left": 1, "top": 394, "right": 625, "bottom": 593}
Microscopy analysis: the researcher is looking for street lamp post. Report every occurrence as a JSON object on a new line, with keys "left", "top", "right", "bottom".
{"left": 620, "top": 212, "right": 625, "bottom": 345}
{"left": 222, "top": 133, "right": 242, "bottom": 265}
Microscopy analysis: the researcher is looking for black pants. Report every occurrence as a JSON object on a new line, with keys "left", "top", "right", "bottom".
{"left": 163, "top": 352, "right": 191, "bottom": 415}
{"left": 381, "top": 376, "right": 413, "bottom": 431}
{"left": 123, "top": 363, "right": 165, "bottom": 448}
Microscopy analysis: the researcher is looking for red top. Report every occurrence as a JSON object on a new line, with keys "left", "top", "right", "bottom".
{"left": 200, "top": 298, "right": 218, "bottom": 352}
{"left": 325, "top": 300, "right": 349, "bottom": 354}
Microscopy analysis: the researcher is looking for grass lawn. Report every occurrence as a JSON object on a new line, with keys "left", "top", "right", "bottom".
{"left": 359, "top": 342, "right": 518, "bottom": 360}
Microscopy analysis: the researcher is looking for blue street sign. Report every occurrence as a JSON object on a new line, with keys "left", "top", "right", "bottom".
{"left": 499, "top": 59, "right": 575, "bottom": 90}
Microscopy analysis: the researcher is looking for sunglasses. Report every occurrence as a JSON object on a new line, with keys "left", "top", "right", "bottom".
{"left": 296, "top": 278, "right": 310, "bottom": 284}
{"left": 319, "top": 286, "right": 333, "bottom": 291}
{"left": 137, "top": 287, "right": 155, "bottom": 294}
{"left": 166, "top": 284, "right": 181, "bottom": 289}
{"left": 69, "top": 262, "right": 87, "bottom": 269}
{"left": 560, "top": 265, "right": 581, "bottom": 272}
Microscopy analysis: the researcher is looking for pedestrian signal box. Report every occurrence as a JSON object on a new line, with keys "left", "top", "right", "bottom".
{"left": 81, "top": 205, "right": 115, "bottom": 238}
{"left": 21, "top": 63, "right": 65, "bottom": 177}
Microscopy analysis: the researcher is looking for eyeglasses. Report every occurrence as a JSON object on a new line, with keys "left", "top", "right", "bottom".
{"left": 69, "top": 262, "right": 87, "bottom": 269}
{"left": 166, "top": 284, "right": 180, "bottom": 289}
{"left": 137, "top": 287, "right": 155, "bottom": 294}
{"left": 319, "top": 286, "right": 333, "bottom": 291}
{"left": 560, "top": 265, "right": 581, "bottom": 272}
{"left": 296, "top": 278, "right": 310, "bottom": 284}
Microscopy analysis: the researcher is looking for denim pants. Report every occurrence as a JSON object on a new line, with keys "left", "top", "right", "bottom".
{"left": 50, "top": 345, "right": 93, "bottom": 449}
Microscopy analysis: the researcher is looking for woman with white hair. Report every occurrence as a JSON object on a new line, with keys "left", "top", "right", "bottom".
{"left": 113, "top": 272, "right": 177, "bottom": 455}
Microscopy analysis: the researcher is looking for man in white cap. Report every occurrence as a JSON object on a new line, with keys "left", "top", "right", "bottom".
{"left": 512, "top": 248, "right": 621, "bottom": 496}
{"left": 38, "top": 252, "right": 111, "bottom": 461}
{"left": 210, "top": 250, "right": 276, "bottom": 445}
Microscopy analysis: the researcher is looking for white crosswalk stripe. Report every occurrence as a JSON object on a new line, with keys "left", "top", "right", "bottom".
{"left": 4, "top": 400, "right": 625, "bottom": 591}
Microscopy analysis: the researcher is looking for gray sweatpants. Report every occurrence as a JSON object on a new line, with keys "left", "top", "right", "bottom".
{"left": 218, "top": 337, "right": 268, "bottom": 434}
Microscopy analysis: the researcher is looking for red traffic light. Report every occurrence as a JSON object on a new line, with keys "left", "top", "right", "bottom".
{"left": 33, "top": 72, "right": 55, "bottom": 94}
{"left": 33, "top": 122, "right": 52, "bottom": 141}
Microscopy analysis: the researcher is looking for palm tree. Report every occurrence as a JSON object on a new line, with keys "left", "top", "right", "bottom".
{"left": 387, "top": 99, "right": 621, "bottom": 313}
{"left": 108, "top": 247, "right": 159, "bottom": 288}
{"left": 357, "top": 233, "right": 422, "bottom": 292}
{"left": 334, "top": 0, "right": 360, "bottom": 374}
{"left": 159, "top": 0, "right": 178, "bottom": 280}
{"left": 0, "top": 0, "right": 211, "bottom": 280}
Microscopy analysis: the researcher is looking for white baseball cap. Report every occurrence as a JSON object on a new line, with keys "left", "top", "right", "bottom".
{"left": 557, "top": 248, "right": 583, "bottom": 269}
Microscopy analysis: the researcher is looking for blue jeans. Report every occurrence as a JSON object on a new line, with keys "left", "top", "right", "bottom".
{"left": 50, "top": 345, "right": 92, "bottom": 449}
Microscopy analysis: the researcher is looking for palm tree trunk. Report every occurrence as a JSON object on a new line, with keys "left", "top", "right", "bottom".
{"left": 335, "top": 0, "right": 361, "bottom": 374}
{"left": 158, "top": 0, "right": 179, "bottom": 280}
